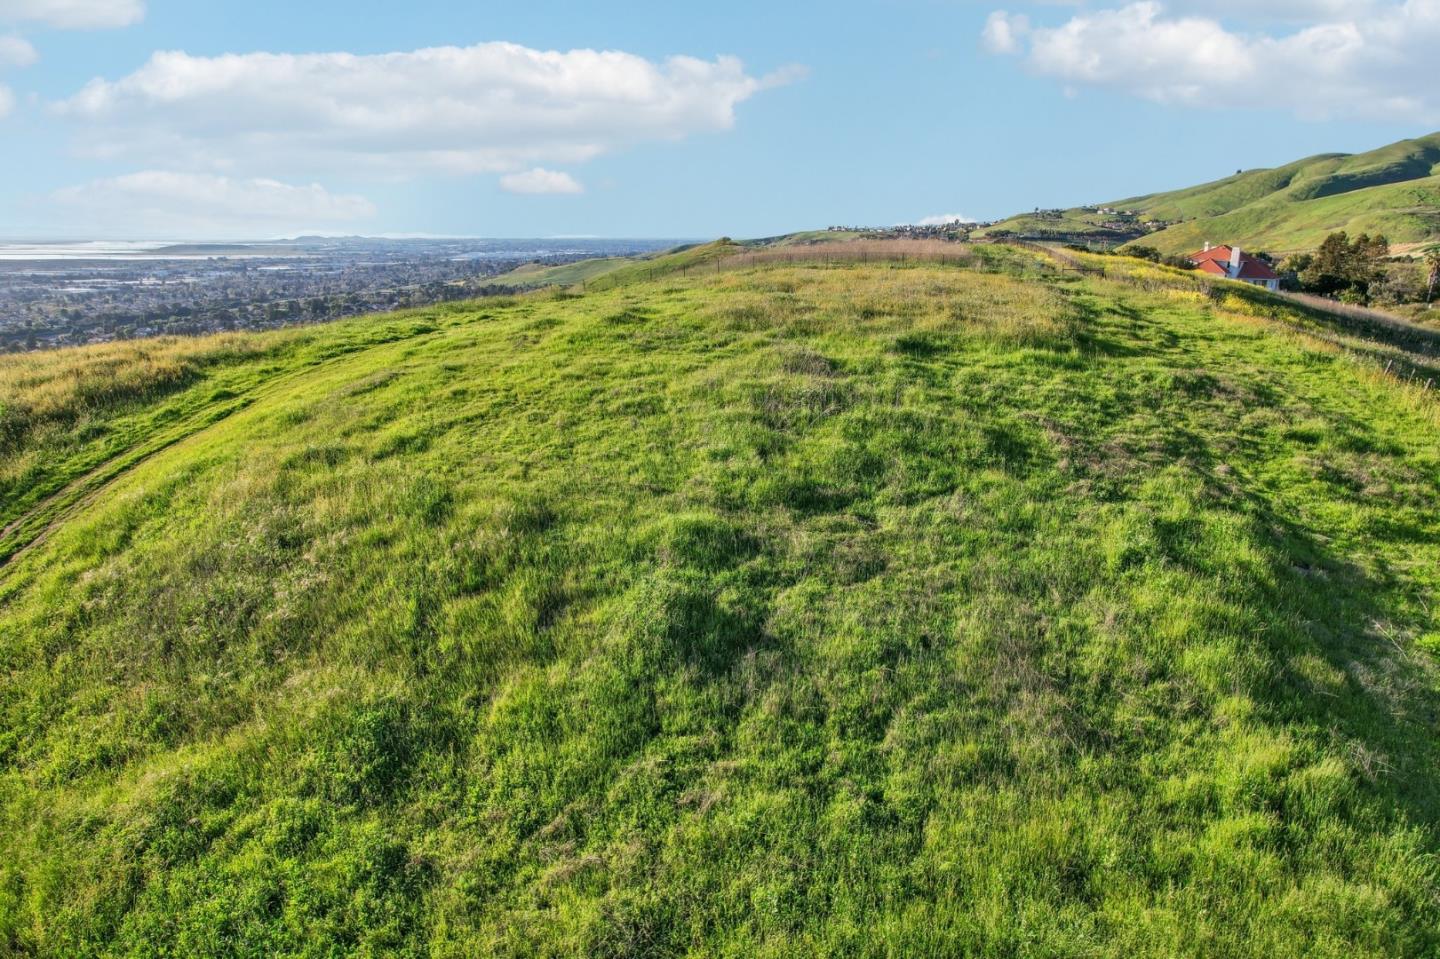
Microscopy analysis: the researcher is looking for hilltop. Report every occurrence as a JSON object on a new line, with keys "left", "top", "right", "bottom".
{"left": 1, "top": 244, "right": 1438, "bottom": 956}
{"left": 979, "top": 133, "right": 1440, "bottom": 255}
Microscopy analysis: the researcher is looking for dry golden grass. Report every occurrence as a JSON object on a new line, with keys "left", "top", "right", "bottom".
{"left": 719, "top": 239, "right": 974, "bottom": 271}
{"left": 0, "top": 335, "right": 264, "bottom": 417}
{"left": 692, "top": 260, "right": 1073, "bottom": 348}
{"left": 0, "top": 334, "right": 281, "bottom": 448}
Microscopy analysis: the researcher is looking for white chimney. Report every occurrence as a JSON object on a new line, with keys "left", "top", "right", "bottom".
{"left": 1204, "top": 242, "right": 1212, "bottom": 252}
{"left": 1229, "top": 246, "right": 1243, "bottom": 277}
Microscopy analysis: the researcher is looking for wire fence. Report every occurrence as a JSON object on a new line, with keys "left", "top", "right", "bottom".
{"left": 717, "top": 240, "right": 976, "bottom": 271}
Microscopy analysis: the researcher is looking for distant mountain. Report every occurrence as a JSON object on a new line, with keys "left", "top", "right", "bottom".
{"left": 980, "top": 133, "right": 1440, "bottom": 255}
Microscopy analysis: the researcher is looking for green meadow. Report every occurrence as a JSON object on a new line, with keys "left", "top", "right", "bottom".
{"left": 980, "top": 133, "right": 1440, "bottom": 255}
{"left": 1, "top": 245, "right": 1438, "bottom": 956}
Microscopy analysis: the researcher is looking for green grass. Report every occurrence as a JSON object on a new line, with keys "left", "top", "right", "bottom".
{"left": 1138, "top": 174, "right": 1440, "bottom": 254}
{"left": 1127, "top": 132, "right": 1440, "bottom": 253}
{"left": 495, "top": 241, "right": 747, "bottom": 293}
{"left": 975, "top": 209, "right": 1134, "bottom": 242}
{"left": 752, "top": 230, "right": 869, "bottom": 246}
{"left": 492, "top": 258, "right": 639, "bottom": 289}
{"left": 1, "top": 251, "right": 1439, "bottom": 956}
{"left": 1119, "top": 134, "right": 1440, "bottom": 222}
{"left": 578, "top": 240, "right": 745, "bottom": 290}
{"left": 0, "top": 316, "right": 450, "bottom": 562}
{"left": 984, "top": 133, "right": 1440, "bottom": 255}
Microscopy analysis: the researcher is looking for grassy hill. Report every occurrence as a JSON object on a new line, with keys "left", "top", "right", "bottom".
{"left": 495, "top": 235, "right": 893, "bottom": 294}
{"left": 491, "top": 257, "right": 638, "bottom": 290}
{"left": 980, "top": 133, "right": 1440, "bottom": 255}
{"left": 2, "top": 247, "right": 1439, "bottom": 956}
{"left": 494, "top": 240, "right": 745, "bottom": 292}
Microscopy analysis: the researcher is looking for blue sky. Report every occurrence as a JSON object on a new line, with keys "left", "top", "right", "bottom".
{"left": 0, "top": 0, "right": 1435, "bottom": 239}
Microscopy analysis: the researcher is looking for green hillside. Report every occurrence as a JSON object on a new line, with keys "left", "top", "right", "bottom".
{"left": 981, "top": 133, "right": 1440, "bottom": 254}
{"left": 2, "top": 248, "right": 1439, "bottom": 956}
{"left": 492, "top": 257, "right": 638, "bottom": 289}
{"left": 495, "top": 241, "right": 744, "bottom": 292}
{"left": 1141, "top": 175, "right": 1440, "bottom": 255}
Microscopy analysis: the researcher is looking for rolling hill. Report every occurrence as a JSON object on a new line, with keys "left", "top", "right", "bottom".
{"left": 979, "top": 133, "right": 1440, "bottom": 255}
{"left": 493, "top": 240, "right": 744, "bottom": 292}
{"left": 2, "top": 245, "right": 1439, "bottom": 956}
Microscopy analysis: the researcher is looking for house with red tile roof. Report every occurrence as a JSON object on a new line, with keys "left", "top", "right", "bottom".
{"left": 1187, "top": 244, "right": 1280, "bottom": 292}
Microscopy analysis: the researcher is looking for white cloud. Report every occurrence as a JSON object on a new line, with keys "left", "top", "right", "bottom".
{"left": 499, "top": 167, "right": 584, "bottom": 195}
{"left": 912, "top": 213, "right": 976, "bottom": 226}
{"left": 46, "top": 171, "right": 376, "bottom": 237}
{"left": 982, "top": 11, "right": 1029, "bottom": 54}
{"left": 1240, "top": 0, "right": 1359, "bottom": 17}
{"left": 0, "top": 35, "right": 36, "bottom": 67}
{"left": 0, "top": 0, "right": 144, "bottom": 29}
{"left": 55, "top": 42, "right": 788, "bottom": 181}
{"left": 0, "top": 83, "right": 12, "bottom": 117}
{"left": 983, "top": 0, "right": 1440, "bottom": 123}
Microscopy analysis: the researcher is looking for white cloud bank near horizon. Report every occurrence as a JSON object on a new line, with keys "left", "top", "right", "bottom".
{"left": 912, "top": 213, "right": 976, "bottom": 226}
{"left": 46, "top": 172, "right": 377, "bottom": 237}
{"left": 500, "top": 168, "right": 585, "bottom": 195}
{"left": 983, "top": 0, "right": 1440, "bottom": 123}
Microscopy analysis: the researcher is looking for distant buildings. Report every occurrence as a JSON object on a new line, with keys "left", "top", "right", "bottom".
{"left": 1188, "top": 244, "right": 1280, "bottom": 292}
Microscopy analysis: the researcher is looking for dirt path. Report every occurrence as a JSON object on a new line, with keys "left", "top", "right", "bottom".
{"left": 0, "top": 323, "right": 447, "bottom": 577}
{"left": 0, "top": 399, "right": 254, "bottom": 572}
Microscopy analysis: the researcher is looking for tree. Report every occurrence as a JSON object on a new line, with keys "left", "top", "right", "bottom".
{"left": 1360, "top": 234, "right": 1391, "bottom": 263}
{"left": 1300, "top": 231, "right": 1391, "bottom": 302}
{"left": 1371, "top": 265, "right": 1424, "bottom": 307}
{"left": 1305, "top": 233, "right": 1350, "bottom": 296}
{"left": 1427, "top": 250, "right": 1440, "bottom": 304}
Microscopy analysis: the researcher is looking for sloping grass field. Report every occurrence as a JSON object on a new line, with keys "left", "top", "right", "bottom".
{"left": 979, "top": 133, "right": 1440, "bottom": 255}
{"left": 1138, "top": 174, "right": 1440, "bottom": 255}
{"left": 492, "top": 258, "right": 639, "bottom": 290}
{"left": 1, "top": 247, "right": 1438, "bottom": 956}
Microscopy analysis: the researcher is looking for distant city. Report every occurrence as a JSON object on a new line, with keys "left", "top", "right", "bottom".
{"left": 0, "top": 237, "right": 686, "bottom": 352}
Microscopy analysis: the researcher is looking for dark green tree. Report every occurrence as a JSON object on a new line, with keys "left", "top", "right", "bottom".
{"left": 1300, "top": 232, "right": 1390, "bottom": 301}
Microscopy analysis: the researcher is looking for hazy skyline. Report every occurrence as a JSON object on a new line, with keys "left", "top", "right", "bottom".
{"left": 1, "top": 0, "right": 1436, "bottom": 239}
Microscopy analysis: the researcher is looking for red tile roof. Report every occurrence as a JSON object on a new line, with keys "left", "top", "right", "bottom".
{"left": 1236, "top": 259, "right": 1280, "bottom": 280}
{"left": 1187, "top": 245, "right": 1279, "bottom": 281}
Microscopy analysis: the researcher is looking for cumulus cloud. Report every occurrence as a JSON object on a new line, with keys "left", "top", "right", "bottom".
{"left": 47, "top": 171, "right": 376, "bottom": 236}
{"left": 499, "top": 167, "right": 584, "bottom": 195}
{"left": 0, "top": 0, "right": 144, "bottom": 29}
{"left": 983, "top": 0, "right": 1440, "bottom": 122}
{"left": 982, "top": 11, "right": 1029, "bottom": 53}
{"left": 0, "top": 35, "right": 36, "bottom": 67}
{"left": 54, "top": 42, "right": 789, "bottom": 179}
